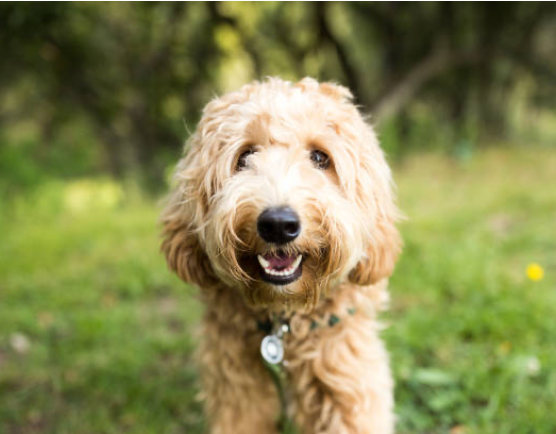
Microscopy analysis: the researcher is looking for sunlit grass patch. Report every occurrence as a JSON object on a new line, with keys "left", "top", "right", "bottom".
{"left": 0, "top": 146, "right": 555, "bottom": 434}
{"left": 63, "top": 179, "right": 124, "bottom": 214}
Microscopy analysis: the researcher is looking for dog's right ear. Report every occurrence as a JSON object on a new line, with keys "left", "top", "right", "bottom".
{"left": 161, "top": 212, "right": 216, "bottom": 289}
{"left": 160, "top": 144, "right": 217, "bottom": 288}
{"left": 161, "top": 193, "right": 217, "bottom": 288}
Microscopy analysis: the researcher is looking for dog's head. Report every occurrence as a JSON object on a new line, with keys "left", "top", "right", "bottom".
{"left": 161, "top": 78, "right": 401, "bottom": 309}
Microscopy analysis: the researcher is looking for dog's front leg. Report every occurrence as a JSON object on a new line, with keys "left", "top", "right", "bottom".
{"left": 288, "top": 315, "right": 394, "bottom": 434}
{"left": 197, "top": 314, "right": 281, "bottom": 434}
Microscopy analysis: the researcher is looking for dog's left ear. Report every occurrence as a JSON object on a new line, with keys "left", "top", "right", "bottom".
{"left": 348, "top": 125, "right": 403, "bottom": 286}
{"left": 348, "top": 211, "right": 402, "bottom": 285}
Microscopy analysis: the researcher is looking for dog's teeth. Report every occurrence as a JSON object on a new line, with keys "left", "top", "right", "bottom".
{"left": 283, "top": 265, "right": 296, "bottom": 276}
{"left": 257, "top": 255, "right": 270, "bottom": 269}
{"left": 259, "top": 254, "right": 302, "bottom": 278}
{"left": 292, "top": 255, "right": 302, "bottom": 269}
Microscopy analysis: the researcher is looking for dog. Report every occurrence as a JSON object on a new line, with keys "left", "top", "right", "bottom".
{"left": 161, "top": 77, "right": 402, "bottom": 434}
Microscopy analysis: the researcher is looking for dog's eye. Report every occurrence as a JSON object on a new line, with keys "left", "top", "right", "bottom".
{"left": 310, "top": 150, "right": 330, "bottom": 170}
{"left": 236, "top": 148, "right": 255, "bottom": 171}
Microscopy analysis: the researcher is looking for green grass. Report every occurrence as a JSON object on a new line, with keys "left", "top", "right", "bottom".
{"left": 1, "top": 147, "right": 555, "bottom": 433}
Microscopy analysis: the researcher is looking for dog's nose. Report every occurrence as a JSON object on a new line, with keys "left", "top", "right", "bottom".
{"left": 257, "top": 206, "right": 301, "bottom": 245}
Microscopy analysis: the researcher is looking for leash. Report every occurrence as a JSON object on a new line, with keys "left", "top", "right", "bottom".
{"left": 258, "top": 308, "right": 357, "bottom": 434}
{"left": 259, "top": 314, "right": 293, "bottom": 432}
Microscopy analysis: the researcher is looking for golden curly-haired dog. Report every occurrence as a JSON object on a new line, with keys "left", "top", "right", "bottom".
{"left": 161, "top": 77, "right": 402, "bottom": 434}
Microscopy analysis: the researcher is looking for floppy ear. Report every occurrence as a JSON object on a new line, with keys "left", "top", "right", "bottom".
{"left": 348, "top": 210, "right": 402, "bottom": 285}
{"left": 348, "top": 125, "right": 403, "bottom": 286}
{"left": 161, "top": 194, "right": 216, "bottom": 288}
{"left": 160, "top": 141, "right": 217, "bottom": 288}
{"left": 161, "top": 87, "right": 252, "bottom": 288}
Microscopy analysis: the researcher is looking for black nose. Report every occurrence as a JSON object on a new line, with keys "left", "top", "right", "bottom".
{"left": 257, "top": 206, "right": 301, "bottom": 245}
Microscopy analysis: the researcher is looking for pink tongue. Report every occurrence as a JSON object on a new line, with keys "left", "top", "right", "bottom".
{"left": 264, "top": 253, "right": 296, "bottom": 271}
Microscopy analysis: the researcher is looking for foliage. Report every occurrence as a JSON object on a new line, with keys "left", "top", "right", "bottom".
{"left": 1, "top": 147, "right": 555, "bottom": 433}
{"left": 1, "top": 3, "right": 556, "bottom": 188}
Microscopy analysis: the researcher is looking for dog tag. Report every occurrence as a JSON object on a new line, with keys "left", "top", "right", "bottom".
{"left": 261, "top": 334, "right": 284, "bottom": 365}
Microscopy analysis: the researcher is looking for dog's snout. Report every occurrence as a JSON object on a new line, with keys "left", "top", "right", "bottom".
{"left": 257, "top": 206, "right": 301, "bottom": 245}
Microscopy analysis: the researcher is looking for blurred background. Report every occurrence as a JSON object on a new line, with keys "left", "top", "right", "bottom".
{"left": 0, "top": 3, "right": 555, "bottom": 434}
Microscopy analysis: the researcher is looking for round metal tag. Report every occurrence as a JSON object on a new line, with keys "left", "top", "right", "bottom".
{"left": 260, "top": 335, "right": 284, "bottom": 365}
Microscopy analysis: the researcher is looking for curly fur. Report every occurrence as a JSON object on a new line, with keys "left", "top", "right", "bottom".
{"left": 161, "top": 77, "right": 402, "bottom": 433}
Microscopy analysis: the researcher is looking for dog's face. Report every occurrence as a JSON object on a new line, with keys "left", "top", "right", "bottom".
{"left": 162, "top": 78, "right": 401, "bottom": 309}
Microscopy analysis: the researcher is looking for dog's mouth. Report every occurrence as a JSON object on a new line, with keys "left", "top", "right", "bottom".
{"left": 257, "top": 251, "right": 303, "bottom": 286}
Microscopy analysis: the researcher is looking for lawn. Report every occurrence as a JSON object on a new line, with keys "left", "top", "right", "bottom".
{"left": 0, "top": 146, "right": 555, "bottom": 434}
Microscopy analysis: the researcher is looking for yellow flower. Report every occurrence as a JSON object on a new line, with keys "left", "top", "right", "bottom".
{"left": 526, "top": 263, "right": 544, "bottom": 281}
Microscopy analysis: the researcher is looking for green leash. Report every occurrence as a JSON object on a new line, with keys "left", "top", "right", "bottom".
{"left": 262, "top": 359, "right": 297, "bottom": 433}
{"left": 260, "top": 316, "right": 294, "bottom": 432}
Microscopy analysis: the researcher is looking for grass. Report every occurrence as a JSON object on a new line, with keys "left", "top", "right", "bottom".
{"left": 1, "top": 146, "right": 555, "bottom": 433}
